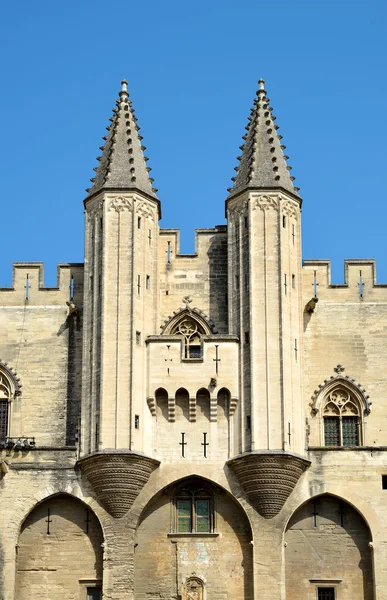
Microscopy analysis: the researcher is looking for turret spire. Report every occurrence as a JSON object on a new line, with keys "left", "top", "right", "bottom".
{"left": 85, "top": 80, "right": 158, "bottom": 201}
{"left": 228, "top": 79, "right": 300, "bottom": 200}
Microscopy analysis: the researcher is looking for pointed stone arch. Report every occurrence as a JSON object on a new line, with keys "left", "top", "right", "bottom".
{"left": 181, "top": 575, "right": 205, "bottom": 600}
{"left": 0, "top": 359, "right": 22, "bottom": 398}
{"left": 15, "top": 493, "right": 104, "bottom": 600}
{"left": 285, "top": 493, "right": 374, "bottom": 600}
{"left": 311, "top": 370, "right": 371, "bottom": 417}
{"left": 0, "top": 360, "right": 22, "bottom": 443}
{"left": 310, "top": 371, "right": 371, "bottom": 447}
{"left": 161, "top": 307, "right": 217, "bottom": 335}
{"left": 134, "top": 475, "right": 253, "bottom": 599}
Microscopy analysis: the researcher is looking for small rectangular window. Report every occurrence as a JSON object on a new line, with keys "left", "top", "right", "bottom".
{"left": 324, "top": 417, "right": 340, "bottom": 446}
{"left": 282, "top": 215, "right": 286, "bottom": 228}
{"left": 244, "top": 216, "right": 248, "bottom": 229}
{"left": 87, "top": 589, "right": 102, "bottom": 600}
{"left": 177, "top": 500, "right": 191, "bottom": 532}
{"left": 195, "top": 499, "right": 210, "bottom": 532}
{"left": 189, "top": 346, "right": 201, "bottom": 359}
{"left": 342, "top": 416, "right": 359, "bottom": 447}
{"left": 292, "top": 274, "right": 295, "bottom": 289}
{"left": 146, "top": 275, "right": 150, "bottom": 290}
{"left": 137, "top": 216, "right": 141, "bottom": 229}
{"left": 134, "top": 414, "right": 140, "bottom": 429}
{"left": 382, "top": 475, "right": 387, "bottom": 490}
{"left": 235, "top": 275, "right": 239, "bottom": 290}
{"left": 246, "top": 415, "right": 251, "bottom": 429}
{"left": 136, "top": 331, "right": 141, "bottom": 345}
{"left": 318, "top": 588, "right": 335, "bottom": 600}
{"left": 244, "top": 331, "right": 250, "bottom": 344}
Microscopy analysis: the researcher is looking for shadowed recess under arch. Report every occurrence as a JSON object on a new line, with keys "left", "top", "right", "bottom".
{"left": 15, "top": 494, "right": 103, "bottom": 600}
{"left": 285, "top": 494, "right": 374, "bottom": 600}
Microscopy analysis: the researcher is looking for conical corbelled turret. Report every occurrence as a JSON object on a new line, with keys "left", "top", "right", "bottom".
{"left": 86, "top": 80, "right": 158, "bottom": 201}
{"left": 228, "top": 79, "right": 300, "bottom": 200}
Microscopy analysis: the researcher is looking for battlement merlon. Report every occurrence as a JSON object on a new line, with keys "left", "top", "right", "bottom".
{"left": 0, "top": 263, "right": 84, "bottom": 306}
{"left": 159, "top": 226, "right": 227, "bottom": 261}
{"left": 303, "top": 259, "right": 387, "bottom": 302}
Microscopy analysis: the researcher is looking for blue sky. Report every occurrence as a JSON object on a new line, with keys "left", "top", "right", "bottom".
{"left": 0, "top": 0, "right": 386, "bottom": 285}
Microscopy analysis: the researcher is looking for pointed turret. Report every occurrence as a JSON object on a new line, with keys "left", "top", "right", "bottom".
{"left": 228, "top": 79, "right": 300, "bottom": 201}
{"left": 85, "top": 80, "right": 158, "bottom": 202}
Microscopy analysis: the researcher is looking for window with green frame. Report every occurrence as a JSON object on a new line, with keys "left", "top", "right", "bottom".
{"left": 175, "top": 481, "right": 213, "bottom": 533}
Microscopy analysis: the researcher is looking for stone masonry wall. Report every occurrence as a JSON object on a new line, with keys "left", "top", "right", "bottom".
{"left": 0, "top": 263, "right": 84, "bottom": 446}
{"left": 158, "top": 228, "right": 228, "bottom": 335}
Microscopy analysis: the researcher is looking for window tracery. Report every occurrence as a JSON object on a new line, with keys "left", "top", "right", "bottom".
{"left": 0, "top": 372, "right": 11, "bottom": 442}
{"left": 169, "top": 317, "right": 205, "bottom": 359}
{"left": 323, "top": 387, "right": 361, "bottom": 447}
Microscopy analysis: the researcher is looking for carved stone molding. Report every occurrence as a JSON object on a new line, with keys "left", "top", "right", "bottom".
{"left": 136, "top": 199, "right": 156, "bottom": 221}
{"left": 310, "top": 367, "right": 371, "bottom": 416}
{"left": 161, "top": 306, "right": 217, "bottom": 335}
{"left": 252, "top": 195, "right": 280, "bottom": 212}
{"left": 229, "top": 397, "right": 238, "bottom": 416}
{"left": 86, "top": 199, "right": 104, "bottom": 221}
{"left": 107, "top": 196, "right": 134, "bottom": 213}
{"left": 78, "top": 451, "right": 159, "bottom": 518}
{"left": 147, "top": 397, "right": 156, "bottom": 416}
{"left": 281, "top": 199, "right": 299, "bottom": 220}
{"left": 0, "top": 359, "right": 22, "bottom": 397}
{"left": 227, "top": 199, "right": 249, "bottom": 220}
{"left": 227, "top": 451, "right": 310, "bottom": 518}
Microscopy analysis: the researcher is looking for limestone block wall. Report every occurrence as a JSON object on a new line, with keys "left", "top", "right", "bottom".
{"left": 158, "top": 227, "right": 228, "bottom": 334}
{"left": 134, "top": 482, "right": 253, "bottom": 600}
{"left": 302, "top": 260, "right": 387, "bottom": 447}
{"left": 0, "top": 263, "right": 84, "bottom": 445}
{"left": 16, "top": 494, "right": 103, "bottom": 600}
{"left": 145, "top": 336, "right": 239, "bottom": 459}
{"left": 285, "top": 494, "right": 373, "bottom": 600}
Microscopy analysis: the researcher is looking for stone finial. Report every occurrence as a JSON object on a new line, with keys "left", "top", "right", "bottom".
{"left": 258, "top": 78, "right": 265, "bottom": 91}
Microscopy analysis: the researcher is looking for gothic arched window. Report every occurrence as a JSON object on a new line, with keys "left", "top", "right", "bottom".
{"left": 174, "top": 480, "right": 214, "bottom": 533}
{"left": 0, "top": 372, "right": 11, "bottom": 442}
{"left": 171, "top": 317, "right": 205, "bottom": 359}
{"left": 323, "top": 387, "right": 361, "bottom": 447}
{"left": 0, "top": 362, "right": 22, "bottom": 443}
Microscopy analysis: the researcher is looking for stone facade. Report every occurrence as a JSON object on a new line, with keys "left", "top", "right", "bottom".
{"left": 0, "top": 79, "right": 386, "bottom": 600}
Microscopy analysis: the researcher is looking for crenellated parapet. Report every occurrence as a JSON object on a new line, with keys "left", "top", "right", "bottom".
{"left": 303, "top": 259, "right": 387, "bottom": 304}
{"left": 0, "top": 262, "right": 84, "bottom": 306}
{"left": 227, "top": 451, "right": 310, "bottom": 518}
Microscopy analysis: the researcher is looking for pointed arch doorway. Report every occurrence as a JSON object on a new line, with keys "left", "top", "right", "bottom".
{"left": 285, "top": 494, "right": 374, "bottom": 600}
{"left": 15, "top": 494, "right": 103, "bottom": 599}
